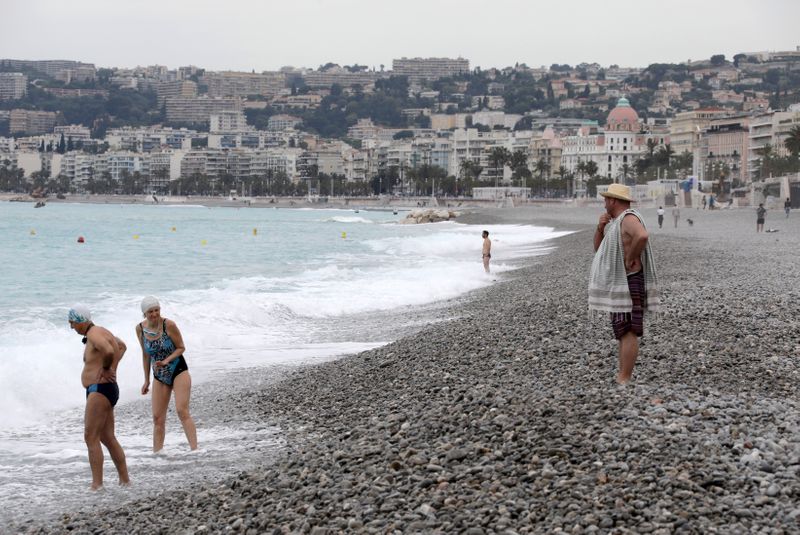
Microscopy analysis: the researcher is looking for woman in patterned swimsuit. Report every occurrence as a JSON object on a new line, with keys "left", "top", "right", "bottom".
{"left": 136, "top": 296, "right": 198, "bottom": 452}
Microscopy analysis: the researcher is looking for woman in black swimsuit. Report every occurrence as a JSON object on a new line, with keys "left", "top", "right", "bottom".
{"left": 136, "top": 296, "right": 198, "bottom": 452}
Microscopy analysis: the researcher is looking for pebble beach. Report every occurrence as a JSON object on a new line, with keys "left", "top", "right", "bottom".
{"left": 13, "top": 204, "right": 800, "bottom": 534}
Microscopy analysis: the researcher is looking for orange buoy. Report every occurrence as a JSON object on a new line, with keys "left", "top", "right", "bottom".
{"left": 77, "top": 236, "right": 85, "bottom": 243}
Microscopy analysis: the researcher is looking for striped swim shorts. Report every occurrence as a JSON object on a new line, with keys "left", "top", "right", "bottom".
{"left": 611, "top": 271, "right": 645, "bottom": 340}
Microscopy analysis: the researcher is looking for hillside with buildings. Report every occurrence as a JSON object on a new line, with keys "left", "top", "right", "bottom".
{"left": 1, "top": 50, "right": 800, "bottom": 200}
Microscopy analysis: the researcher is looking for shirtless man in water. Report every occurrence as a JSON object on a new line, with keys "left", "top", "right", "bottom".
{"left": 68, "top": 304, "right": 130, "bottom": 490}
{"left": 482, "top": 230, "right": 492, "bottom": 273}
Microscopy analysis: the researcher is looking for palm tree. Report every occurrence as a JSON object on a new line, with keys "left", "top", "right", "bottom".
{"left": 756, "top": 144, "right": 775, "bottom": 179}
{"left": 784, "top": 125, "right": 800, "bottom": 157}
{"left": 646, "top": 138, "right": 658, "bottom": 158}
{"left": 654, "top": 144, "right": 674, "bottom": 168}
{"left": 575, "top": 161, "right": 587, "bottom": 194}
{"left": 533, "top": 157, "right": 550, "bottom": 197}
{"left": 509, "top": 149, "right": 531, "bottom": 189}
{"left": 487, "top": 146, "right": 511, "bottom": 188}
{"left": 556, "top": 165, "right": 572, "bottom": 196}
{"left": 585, "top": 160, "right": 598, "bottom": 179}
{"left": 618, "top": 163, "right": 633, "bottom": 185}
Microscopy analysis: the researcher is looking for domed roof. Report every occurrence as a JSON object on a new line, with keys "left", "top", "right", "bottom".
{"left": 606, "top": 97, "right": 639, "bottom": 132}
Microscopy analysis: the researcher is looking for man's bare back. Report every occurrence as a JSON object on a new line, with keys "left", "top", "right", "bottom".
{"left": 620, "top": 213, "right": 646, "bottom": 274}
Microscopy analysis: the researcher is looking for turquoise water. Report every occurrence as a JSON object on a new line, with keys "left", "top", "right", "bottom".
{"left": 3, "top": 203, "right": 402, "bottom": 313}
{"left": 1, "top": 202, "right": 569, "bottom": 426}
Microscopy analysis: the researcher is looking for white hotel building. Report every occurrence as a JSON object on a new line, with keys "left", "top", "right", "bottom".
{"left": 561, "top": 97, "right": 668, "bottom": 182}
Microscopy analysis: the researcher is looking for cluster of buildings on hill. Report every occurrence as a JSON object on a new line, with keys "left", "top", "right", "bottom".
{"left": 1, "top": 52, "right": 799, "bottom": 197}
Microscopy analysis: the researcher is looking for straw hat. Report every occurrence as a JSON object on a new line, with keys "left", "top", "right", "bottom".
{"left": 600, "top": 183, "right": 633, "bottom": 202}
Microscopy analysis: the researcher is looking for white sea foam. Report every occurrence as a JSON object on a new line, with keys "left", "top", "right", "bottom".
{"left": 325, "top": 216, "right": 375, "bottom": 224}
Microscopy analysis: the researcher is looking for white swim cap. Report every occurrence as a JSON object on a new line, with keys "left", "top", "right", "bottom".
{"left": 68, "top": 304, "right": 92, "bottom": 323}
{"left": 140, "top": 296, "right": 160, "bottom": 314}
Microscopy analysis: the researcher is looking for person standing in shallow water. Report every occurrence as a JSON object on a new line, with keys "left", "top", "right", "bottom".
{"left": 68, "top": 304, "right": 130, "bottom": 490}
{"left": 136, "top": 296, "right": 198, "bottom": 452}
{"left": 482, "top": 230, "right": 492, "bottom": 273}
{"left": 589, "top": 184, "right": 661, "bottom": 385}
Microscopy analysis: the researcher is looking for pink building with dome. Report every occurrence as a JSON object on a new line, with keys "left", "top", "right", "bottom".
{"left": 561, "top": 97, "right": 670, "bottom": 191}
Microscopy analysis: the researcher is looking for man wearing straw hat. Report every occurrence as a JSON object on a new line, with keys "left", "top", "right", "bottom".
{"left": 589, "top": 184, "right": 660, "bottom": 384}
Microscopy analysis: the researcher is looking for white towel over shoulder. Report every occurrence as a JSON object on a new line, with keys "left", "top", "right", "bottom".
{"left": 588, "top": 209, "right": 660, "bottom": 315}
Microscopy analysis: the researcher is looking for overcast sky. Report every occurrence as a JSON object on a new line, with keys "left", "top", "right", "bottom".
{"left": 2, "top": 0, "right": 798, "bottom": 72}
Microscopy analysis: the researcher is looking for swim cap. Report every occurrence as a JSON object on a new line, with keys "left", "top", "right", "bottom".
{"left": 141, "top": 296, "right": 160, "bottom": 314}
{"left": 68, "top": 304, "right": 92, "bottom": 323}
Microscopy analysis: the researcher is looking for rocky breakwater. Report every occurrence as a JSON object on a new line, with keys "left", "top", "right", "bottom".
{"left": 17, "top": 210, "right": 800, "bottom": 534}
{"left": 400, "top": 209, "right": 459, "bottom": 224}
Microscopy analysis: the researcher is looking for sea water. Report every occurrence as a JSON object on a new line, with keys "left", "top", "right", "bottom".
{"left": 0, "top": 201, "right": 569, "bottom": 526}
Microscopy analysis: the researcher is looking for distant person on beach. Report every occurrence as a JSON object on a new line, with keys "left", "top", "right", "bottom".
{"left": 708, "top": 195, "right": 715, "bottom": 210}
{"left": 702, "top": 195, "right": 707, "bottom": 210}
{"left": 671, "top": 207, "right": 680, "bottom": 228}
{"left": 785, "top": 198, "right": 791, "bottom": 218}
{"left": 482, "top": 230, "right": 492, "bottom": 273}
{"left": 68, "top": 305, "right": 130, "bottom": 490}
{"left": 756, "top": 204, "right": 766, "bottom": 233}
{"left": 657, "top": 206, "right": 664, "bottom": 228}
{"left": 136, "top": 297, "right": 198, "bottom": 452}
{"left": 589, "top": 184, "right": 660, "bottom": 385}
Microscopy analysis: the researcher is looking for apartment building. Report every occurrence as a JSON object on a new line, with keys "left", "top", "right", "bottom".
{"left": 209, "top": 131, "right": 264, "bottom": 150}
{"left": 270, "top": 93, "right": 323, "bottom": 110}
{"left": 346, "top": 118, "right": 378, "bottom": 140}
{"left": 210, "top": 111, "right": 249, "bottom": 133}
{"left": 317, "top": 147, "right": 347, "bottom": 176}
{"left": 302, "top": 68, "right": 384, "bottom": 89}
{"left": 0, "top": 59, "right": 96, "bottom": 81}
{"left": 450, "top": 128, "right": 504, "bottom": 180}
{"left": 105, "top": 127, "right": 196, "bottom": 152}
{"left": 697, "top": 116, "right": 750, "bottom": 184}
{"left": 203, "top": 71, "right": 285, "bottom": 99}
{"left": 56, "top": 152, "right": 96, "bottom": 187}
{"left": 9, "top": 109, "right": 58, "bottom": 135}
{"left": 43, "top": 87, "right": 109, "bottom": 99}
{"left": 392, "top": 57, "right": 469, "bottom": 85}
{"left": 267, "top": 114, "right": 302, "bottom": 131}
{"left": 531, "top": 127, "right": 563, "bottom": 180}
{"left": 95, "top": 152, "right": 143, "bottom": 182}
{"left": 0, "top": 73, "right": 27, "bottom": 100}
{"left": 429, "top": 114, "right": 469, "bottom": 131}
{"left": 747, "top": 104, "right": 800, "bottom": 180}
{"left": 141, "top": 151, "right": 184, "bottom": 189}
{"left": 165, "top": 97, "right": 243, "bottom": 125}
{"left": 669, "top": 108, "right": 731, "bottom": 157}
{"left": 471, "top": 111, "right": 522, "bottom": 130}
{"left": 154, "top": 80, "right": 198, "bottom": 106}
{"left": 54, "top": 125, "right": 91, "bottom": 145}
{"left": 110, "top": 76, "right": 138, "bottom": 90}
{"left": 471, "top": 95, "right": 506, "bottom": 110}
{"left": 179, "top": 148, "right": 301, "bottom": 181}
